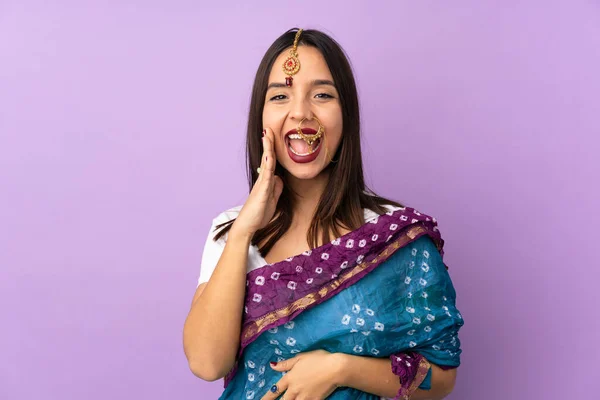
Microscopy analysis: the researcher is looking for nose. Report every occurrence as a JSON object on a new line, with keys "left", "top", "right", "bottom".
{"left": 289, "top": 96, "right": 312, "bottom": 121}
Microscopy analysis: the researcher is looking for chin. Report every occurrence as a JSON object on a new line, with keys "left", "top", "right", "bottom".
{"left": 291, "top": 171, "right": 322, "bottom": 180}
{"left": 282, "top": 162, "right": 325, "bottom": 180}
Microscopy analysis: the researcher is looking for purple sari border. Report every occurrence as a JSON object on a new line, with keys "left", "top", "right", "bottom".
{"left": 392, "top": 353, "right": 431, "bottom": 400}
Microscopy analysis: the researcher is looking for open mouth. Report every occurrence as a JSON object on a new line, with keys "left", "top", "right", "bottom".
{"left": 286, "top": 133, "right": 322, "bottom": 156}
{"left": 284, "top": 127, "right": 323, "bottom": 163}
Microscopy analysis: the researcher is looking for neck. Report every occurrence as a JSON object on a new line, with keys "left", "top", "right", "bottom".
{"left": 285, "top": 169, "right": 331, "bottom": 227}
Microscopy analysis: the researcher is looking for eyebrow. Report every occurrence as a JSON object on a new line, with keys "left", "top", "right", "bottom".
{"left": 266, "top": 79, "right": 336, "bottom": 90}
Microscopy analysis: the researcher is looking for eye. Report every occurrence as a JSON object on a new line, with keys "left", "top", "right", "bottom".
{"left": 315, "top": 93, "right": 334, "bottom": 99}
{"left": 269, "top": 94, "right": 287, "bottom": 101}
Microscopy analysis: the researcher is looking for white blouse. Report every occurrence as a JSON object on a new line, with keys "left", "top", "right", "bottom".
{"left": 197, "top": 204, "right": 401, "bottom": 287}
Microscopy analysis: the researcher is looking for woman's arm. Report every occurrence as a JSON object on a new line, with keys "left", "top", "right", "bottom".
{"left": 183, "top": 228, "right": 252, "bottom": 381}
{"left": 334, "top": 353, "right": 456, "bottom": 400}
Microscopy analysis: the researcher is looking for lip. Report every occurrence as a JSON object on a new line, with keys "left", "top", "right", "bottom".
{"left": 285, "top": 128, "right": 322, "bottom": 164}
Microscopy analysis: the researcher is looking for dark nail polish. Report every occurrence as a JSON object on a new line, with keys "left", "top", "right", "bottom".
{"left": 270, "top": 361, "right": 277, "bottom": 366}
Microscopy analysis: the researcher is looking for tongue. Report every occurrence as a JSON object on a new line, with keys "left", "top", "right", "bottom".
{"left": 289, "top": 139, "right": 311, "bottom": 154}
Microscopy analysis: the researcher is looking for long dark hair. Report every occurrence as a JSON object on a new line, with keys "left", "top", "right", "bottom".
{"left": 213, "top": 28, "right": 404, "bottom": 256}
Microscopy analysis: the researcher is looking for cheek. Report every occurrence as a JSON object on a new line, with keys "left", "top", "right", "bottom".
{"left": 325, "top": 106, "right": 343, "bottom": 132}
{"left": 273, "top": 137, "right": 288, "bottom": 157}
{"left": 327, "top": 115, "right": 343, "bottom": 144}
{"left": 263, "top": 105, "right": 286, "bottom": 124}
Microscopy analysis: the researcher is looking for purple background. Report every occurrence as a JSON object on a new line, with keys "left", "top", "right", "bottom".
{"left": 1, "top": 1, "right": 599, "bottom": 399}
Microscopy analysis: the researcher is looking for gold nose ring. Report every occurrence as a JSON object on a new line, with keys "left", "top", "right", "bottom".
{"left": 296, "top": 116, "right": 325, "bottom": 147}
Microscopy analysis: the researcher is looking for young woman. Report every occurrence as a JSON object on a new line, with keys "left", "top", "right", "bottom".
{"left": 183, "top": 28, "right": 464, "bottom": 400}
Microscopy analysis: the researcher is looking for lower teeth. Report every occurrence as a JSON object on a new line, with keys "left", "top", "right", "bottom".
{"left": 288, "top": 140, "right": 321, "bottom": 156}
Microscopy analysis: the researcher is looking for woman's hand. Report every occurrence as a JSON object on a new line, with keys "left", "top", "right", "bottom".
{"left": 231, "top": 127, "right": 284, "bottom": 238}
{"left": 260, "top": 350, "right": 344, "bottom": 400}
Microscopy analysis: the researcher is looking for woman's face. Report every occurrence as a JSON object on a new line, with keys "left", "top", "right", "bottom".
{"left": 263, "top": 45, "right": 343, "bottom": 180}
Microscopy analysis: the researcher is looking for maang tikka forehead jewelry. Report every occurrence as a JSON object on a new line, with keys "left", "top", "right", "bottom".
{"left": 282, "top": 29, "right": 303, "bottom": 87}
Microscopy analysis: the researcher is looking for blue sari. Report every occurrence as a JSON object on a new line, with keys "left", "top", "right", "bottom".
{"left": 220, "top": 207, "right": 463, "bottom": 399}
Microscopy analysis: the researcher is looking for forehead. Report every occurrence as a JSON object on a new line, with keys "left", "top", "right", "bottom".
{"left": 269, "top": 45, "right": 333, "bottom": 83}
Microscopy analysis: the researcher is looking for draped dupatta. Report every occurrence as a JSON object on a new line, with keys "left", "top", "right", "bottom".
{"left": 222, "top": 206, "right": 463, "bottom": 399}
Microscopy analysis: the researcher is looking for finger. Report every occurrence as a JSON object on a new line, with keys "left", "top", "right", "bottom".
{"left": 259, "top": 128, "right": 276, "bottom": 189}
{"left": 264, "top": 127, "right": 277, "bottom": 173}
{"left": 269, "top": 357, "right": 300, "bottom": 372}
{"left": 260, "top": 378, "right": 288, "bottom": 400}
{"left": 283, "top": 393, "right": 297, "bottom": 400}
{"left": 256, "top": 130, "right": 269, "bottom": 184}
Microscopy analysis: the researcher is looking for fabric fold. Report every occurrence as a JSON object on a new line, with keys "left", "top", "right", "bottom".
{"left": 390, "top": 352, "right": 430, "bottom": 400}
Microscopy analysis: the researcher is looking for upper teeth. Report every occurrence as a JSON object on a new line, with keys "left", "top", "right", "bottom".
{"left": 287, "top": 133, "right": 306, "bottom": 140}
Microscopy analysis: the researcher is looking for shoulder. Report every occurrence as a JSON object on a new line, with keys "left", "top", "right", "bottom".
{"left": 207, "top": 205, "right": 243, "bottom": 242}
{"left": 211, "top": 204, "right": 243, "bottom": 226}
{"left": 362, "top": 203, "right": 405, "bottom": 222}
{"left": 363, "top": 200, "right": 439, "bottom": 224}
